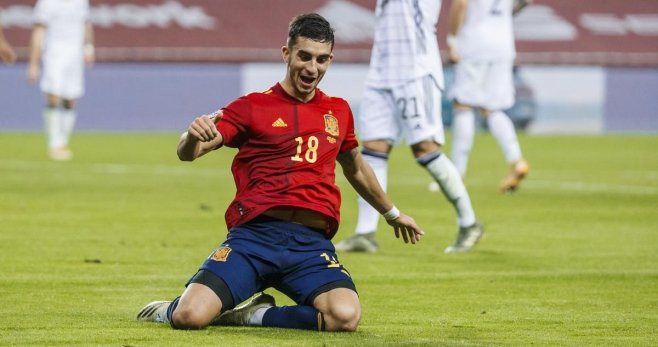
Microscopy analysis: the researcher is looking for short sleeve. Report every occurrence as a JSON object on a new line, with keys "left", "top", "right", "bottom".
{"left": 216, "top": 96, "right": 251, "bottom": 148}
{"left": 33, "top": 0, "right": 50, "bottom": 25}
{"left": 339, "top": 104, "right": 359, "bottom": 153}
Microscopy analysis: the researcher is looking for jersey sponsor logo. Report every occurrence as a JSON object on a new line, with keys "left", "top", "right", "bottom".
{"left": 272, "top": 117, "right": 288, "bottom": 127}
{"left": 211, "top": 246, "right": 232, "bottom": 262}
{"left": 323, "top": 111, "right": 339, "bottom": 137}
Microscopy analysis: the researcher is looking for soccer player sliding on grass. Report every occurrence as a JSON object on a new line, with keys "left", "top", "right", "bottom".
{"left": 137, "top": 13, "right": 423, "bottom": 332}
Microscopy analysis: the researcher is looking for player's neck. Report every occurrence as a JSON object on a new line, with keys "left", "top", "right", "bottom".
{"left": 279, "top": 79, "right": 315, "bottom": 103}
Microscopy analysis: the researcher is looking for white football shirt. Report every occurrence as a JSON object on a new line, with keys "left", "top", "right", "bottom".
{"left": 365, "top": 0, "right": 444, "bottom": 90}
{"left": 34, "top": 0, "right": 89, "bottom": 50}
{"left": 457, "top": 0, "right": 515, "bottom": 61}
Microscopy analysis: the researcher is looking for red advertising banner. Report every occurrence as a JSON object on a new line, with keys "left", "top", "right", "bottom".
{"left": 1, "top": 0, "right": 656, "bottom": 65}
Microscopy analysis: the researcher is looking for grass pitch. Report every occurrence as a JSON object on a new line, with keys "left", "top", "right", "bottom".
{"left": 1, "top": 133, "right": 656, "bottom": 346}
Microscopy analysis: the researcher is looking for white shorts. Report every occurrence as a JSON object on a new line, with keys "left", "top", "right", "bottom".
{"left": 358, "top": 75, "right": 444, "bottom": 146}
{"left": 450, "top": 60, "right": 514, "bottom": 111}
{"left": 40, "top": 45, "right": 85, "bottom": 100}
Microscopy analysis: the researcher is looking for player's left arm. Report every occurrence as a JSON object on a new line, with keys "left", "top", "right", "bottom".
{"left": 337, "top": 148, "right": 424, "bottom": 244}
{"left": 84, "top": 21, "right": 94, "bottom": 65}
{"left": 513, "top": 0, "right": 532, "bottom": 15}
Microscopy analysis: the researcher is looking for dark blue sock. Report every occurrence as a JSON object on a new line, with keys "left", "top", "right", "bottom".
{"left": 262, "top": 305, "right": 325, "bottom": 331}
{"left": 167, "top": 296, "right": 181, "bottom": 329}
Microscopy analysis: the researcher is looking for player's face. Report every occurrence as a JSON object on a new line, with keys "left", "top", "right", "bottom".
{"left": 282, "top": 37, "right": 333, "bottom": 102}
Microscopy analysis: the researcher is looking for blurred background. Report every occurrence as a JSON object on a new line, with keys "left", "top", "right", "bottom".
{"left": 1, "top": 0, "right": 657, "bottom": 134}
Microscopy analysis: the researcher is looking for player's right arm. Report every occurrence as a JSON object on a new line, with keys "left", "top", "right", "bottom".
{"left": 447, "top": 0, "right": 468, "bottom": 64}
{"left": 27, "top": 24, "right": 45, "bottom": 82}
{"left": 177, "top": 114, "right": 223, "bottom": 161}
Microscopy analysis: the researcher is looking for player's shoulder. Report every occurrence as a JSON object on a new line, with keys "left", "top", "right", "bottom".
{"left": 318, "top": 89, "right": 350, "bottom": 108}
{"left": 242, "top": 87, "right": 280, "bottom": 102}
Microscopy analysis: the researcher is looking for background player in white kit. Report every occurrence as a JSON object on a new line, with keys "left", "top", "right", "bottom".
{"left": 335, "top": 0, "right": 483, "bottom": 254}
{"left": 447, "top": 0, "right": 531, "bottom": 192}
{"left": 27, "top": 0, "right": 94, "bottom": 161}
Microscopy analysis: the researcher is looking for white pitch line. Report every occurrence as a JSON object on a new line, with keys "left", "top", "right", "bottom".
{"left": 0, "top": 159, "right": 230, "bottom": 178}
{"left": 525, "top": 179, "right": 658, "bottom": 195}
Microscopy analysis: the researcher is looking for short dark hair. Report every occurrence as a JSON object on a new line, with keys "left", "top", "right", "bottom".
{"left": 287, "top": 13, "right": 335, "bottom": 51}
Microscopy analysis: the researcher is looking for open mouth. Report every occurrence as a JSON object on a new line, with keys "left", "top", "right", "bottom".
{"left": 300, "top": 75, "right": 316, "bottom": 86}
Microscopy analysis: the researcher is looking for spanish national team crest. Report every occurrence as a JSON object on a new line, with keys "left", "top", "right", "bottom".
{"left": 324, "top": 111, "right": 339, "bottom": 137}
{"left": 211, "top": 246, "right": 232, "bottom": 262}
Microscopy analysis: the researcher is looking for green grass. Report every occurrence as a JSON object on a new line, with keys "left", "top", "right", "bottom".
{"left": 1, "top": 133, "right": 656, "bottom": 346}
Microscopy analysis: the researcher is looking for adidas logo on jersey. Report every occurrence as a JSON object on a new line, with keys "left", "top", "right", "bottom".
{"left": 272, "top": 118, "right": 288, "bottom": 127}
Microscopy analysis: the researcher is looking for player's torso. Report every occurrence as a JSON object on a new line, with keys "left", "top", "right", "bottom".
{"left": 233, "top": 92, "right": 350, "bottom": 192}
{"left": 458, "top": 0, "right": 515, "bottom": 60}
{"left": 367, "top": 0, "right": 443, "bottom": 88}
{"left": 37, "top": 0, "right": 88, "bottom": 47}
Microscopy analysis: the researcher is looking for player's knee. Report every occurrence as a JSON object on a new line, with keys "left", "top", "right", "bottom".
{"left": 324, "top": 302, "right": 361, "bottom": 332}
{"left": 411, "top": 140, "right": 440, "bottom": 159}
{"left": 363, "top": 140, "right": 392, "bottom": 154}
{"left": 480, "top": 108, "right": 493, "bottom": 117}
{"left": 62, "top": 99, "right": 75, "bottom": 109}
{"left": 171, "top": 306, "right": 209, "bottom": 330}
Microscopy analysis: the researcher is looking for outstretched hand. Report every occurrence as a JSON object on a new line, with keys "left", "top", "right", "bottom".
{"left": 386, "top": 213, "right": 424, "bottom": 244}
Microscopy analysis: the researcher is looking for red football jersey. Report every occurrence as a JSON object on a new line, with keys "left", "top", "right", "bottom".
{"left": 215, "top": 83, "right": 359, "bottom": 239}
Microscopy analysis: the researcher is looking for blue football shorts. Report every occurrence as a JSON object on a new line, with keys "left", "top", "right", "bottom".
{"left": 187, "top": 215, "right": 356, "bottom": 310}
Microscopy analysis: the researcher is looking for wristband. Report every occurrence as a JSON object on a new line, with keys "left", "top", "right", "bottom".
{"left": 382, "top": 206, "right": 400, "bottom": 221}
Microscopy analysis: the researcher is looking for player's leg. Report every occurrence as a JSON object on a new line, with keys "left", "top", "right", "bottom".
{"left": 170, "top": 282, "right": 224, "bottom": 329}
{"left": 399, "top": 76, "right": 483, "bottom": 253}
{"left": 136, "top": 278, "right": 226, "bottom": 329}
{"left": 254, "top": 282, "right": 358, "bottom": 332}
{"left": 335, "top": 87, "right": 397, "bottom": 252}
{"left": 42, "top": 93, "right": 71, "bottom": 160}
{"left": 138, "top": 231, "right": 265, "bottom": 329}
{"left": 271, "top": 223, "right": 359, "bottom": 331}
{"left": 58, "top": 51, "right": 85, "bottom": 155}
{"left": 60, "top": 98, "right": 77, "bottom": 151}
{"left": 414, "top": 140, "right": 484, "bottom": 253}
{"left": 41, "top": 51, "right": 76, "bottom": 160}
{"left": 336, "top": 140, "right": 390, "bottom": 252}
{"left": 449, "top": 61, "right": 487, "bottom": 176}
{"left": 215, "top": 219, "right": 359, "bottom": 331}
{"left": 312, "top": 287, "right": 360, "bottom": 331}
{"left": 451, "top": 103, "right": 476, "bottom": 176}
{"left": 481, "top": 61, "right": 529, "bottom": 192}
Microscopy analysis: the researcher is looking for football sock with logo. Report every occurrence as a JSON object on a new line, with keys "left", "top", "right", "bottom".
{"left": 261, "top": 305, "right": 325, "bottom": 331}
{"left": 417, "top": 151, "right": 477, "bottom": 228}
{"left": 355, "top": 149, "right": 389, "bottom": 235}
{"left": 451, "top": 109, "right": 476, "bottom": 176}
{"left": 487, "top": 111, "right": 522, "bottom": 164}
{"left": 166, "top": 296, "right": 181, "bottom": 328}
